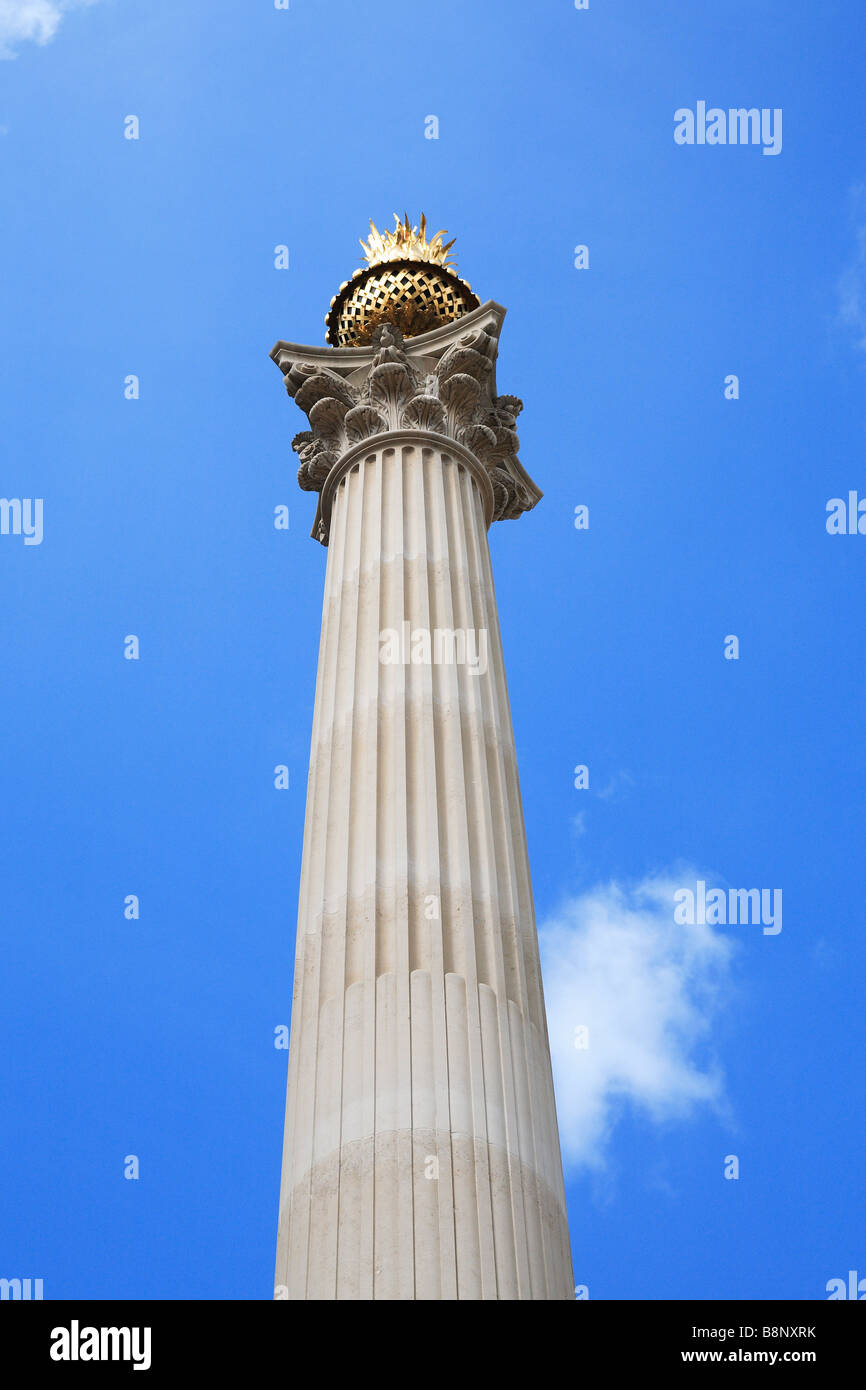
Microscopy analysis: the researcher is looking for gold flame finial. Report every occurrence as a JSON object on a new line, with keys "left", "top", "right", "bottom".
{"left": 360, "top": 211, "right": 457, "bottom": 271}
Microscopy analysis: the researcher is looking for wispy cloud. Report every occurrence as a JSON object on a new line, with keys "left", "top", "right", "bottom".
{"left": 540, "top": 871, "right": 735, "bottom": 1172}
{"left": 838, "top": 184, "right": 866, "bottom": 352}
{"left": 595, "top": 770, "right": 634, "bottom": 802}
{"left": 0, "top": 1, "right": 99, "bottom": 60}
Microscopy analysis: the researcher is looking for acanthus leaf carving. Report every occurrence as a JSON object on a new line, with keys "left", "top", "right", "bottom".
{"left": 493, "top": 393, "right": 522, "bottom": 424}
{"left": 293, "top": 370, "right": 355, "bottom": 416}
{"left": 344, "top": 404, "right": 387, "bottom": 443}
{"left": 439, "top": 373, "right": 482, "bottom": 434}
{"left": 293, "top": 430, "right": 337, "bottom": 493}
{"left": 368, "top": 360, "right": 417, "bottom": 427}
{"left": 308, "top": 396, "right": 351, "bottom": 437}
{"left": 489, "top": 466, "right": 515, "bottom": 522}
{"left": 401, "top": 394, "right": 447, "bottom": 433}
{"left": 436, "top": 345, "right": 492, "bottom": 386}
{"left": 458, "top": 422, "right": 498, "bottom": 462}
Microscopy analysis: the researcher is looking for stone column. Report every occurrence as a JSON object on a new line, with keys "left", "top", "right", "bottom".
{"left": 271, "top": 303, "right": 573, "bottom": 1300}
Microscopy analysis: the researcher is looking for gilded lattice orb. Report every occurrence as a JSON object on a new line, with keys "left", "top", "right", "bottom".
{"left": 325, "top": 213, "right": 480, "bottom": 348}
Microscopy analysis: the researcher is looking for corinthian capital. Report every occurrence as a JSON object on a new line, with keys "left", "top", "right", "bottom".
{"left": 270, "top": 302, "right": 542, "bottom": 543}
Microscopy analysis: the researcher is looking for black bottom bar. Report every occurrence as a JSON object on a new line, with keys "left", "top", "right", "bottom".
{"left": 2, "top": 1298, "right": 860, "bottom": 1375}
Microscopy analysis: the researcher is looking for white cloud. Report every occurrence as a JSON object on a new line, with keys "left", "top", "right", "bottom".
{"left": 540, "top": 872, "right": 735, "bottom": 1172}
{"left": 0, "top": 1, "right": 98, "bottom": 59}
{"left": 595, "top": 770, "right": 634, "bottom": 801}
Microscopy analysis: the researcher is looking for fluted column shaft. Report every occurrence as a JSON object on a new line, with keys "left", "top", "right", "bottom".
{"left": 274, "top": 434, "right": 573, "bottom": 1300}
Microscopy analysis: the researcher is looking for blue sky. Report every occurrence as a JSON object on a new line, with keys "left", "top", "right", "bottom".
{"left": 1, "top": 0, "right": 864, "bottom": 1300}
